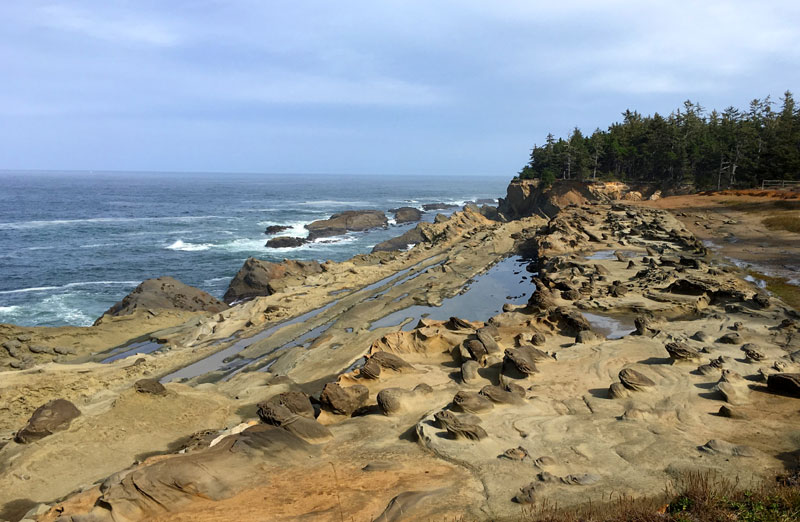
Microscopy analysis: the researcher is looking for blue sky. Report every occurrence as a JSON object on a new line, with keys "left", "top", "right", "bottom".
{"left": 2, "top": 1, "right": 799, "bottom": 175}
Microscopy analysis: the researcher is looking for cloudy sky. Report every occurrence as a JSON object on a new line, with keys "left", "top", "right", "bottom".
{"left": 2, "top": 1, "right": 799, "bottom": 175}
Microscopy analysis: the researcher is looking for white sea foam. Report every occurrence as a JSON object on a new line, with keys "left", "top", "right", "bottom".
{"left": 166, "top": 239, "right": 213, "bottom": 251}
{"left": 297, "top": 200, "right": 369, "bottom": 207}
{"left": 387, "top": 218, "right": 397, "bottom": 226}
{"left": 0, "top": 281, "right": 139, "bottom": 295}
{"left": 0, "top": 215, "right": 227, "bottom": 230}
{"left": 0, "top": 305, "right": 20, "bottom": 313}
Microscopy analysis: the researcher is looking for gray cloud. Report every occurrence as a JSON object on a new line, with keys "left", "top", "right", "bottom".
{"left": 1, "top": 1, "right": 798, "bottom": 174}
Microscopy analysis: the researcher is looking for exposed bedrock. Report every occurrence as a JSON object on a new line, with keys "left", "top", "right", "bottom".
{"left": 222, "top": 258, "right": 323, "bottom": 303}
{"left": 305, "top": 209, "right": 388, "bottom": 240}
{"left": 96, "top": 276, "right": 228, "bottom": 324}
{"left": 392, "top": 206, "right": 423, "bottom": 223}
{"left": 497, "top": 178, "right": 599, "bottom": 220}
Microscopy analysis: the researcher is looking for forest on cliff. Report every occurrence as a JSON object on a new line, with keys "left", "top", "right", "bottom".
{"left": 519, "top": 91, "right": 800, "bottom": 190}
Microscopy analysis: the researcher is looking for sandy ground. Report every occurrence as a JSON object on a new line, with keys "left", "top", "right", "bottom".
{"left": 5, "top": 202, "right": 797, "bottom": 522}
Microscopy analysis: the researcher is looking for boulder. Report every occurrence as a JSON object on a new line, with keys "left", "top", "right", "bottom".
{"left": 434, "top": 410, "right": 487, "bottom": 440}
{"left": 767, "top": 373, "right": 800, "bottom": 398}
{"left": 665, "top": 341, "right": 701, "bottom": 361}
{"left": 618, "top": 368, "right": 655, "bottom": 391}
{"left": 393, "top": 207, "right": 423, "bottom": 223}
{"left": 258, "top": 391, "right": 315, "bottom": 420}
{"left": 497, "top": 179, "right": 597, "bottom": 219}
{"left": 305, "top": 210, "right": 388, "bottom": 240}
{"left": 452, "top": 391, "right": 494, "bottom": 414}
{"left": 265, "top": 236, "right": 307, "bottom": 248}
{"left": 223, "top": 258, "right": 322, "bottom": 303}
{"left": 134, "top": 379, "right": 167, "bottom": 396}
{"left": 97, "top": 276, "right": 228, "bottom": 322}
{"left": 319, "top": 383, "right": 369, "bottom": 416}
{"left": 15, "top": 399, "right": 81, "bottom": 443}
{"left": 461, "top": 360, "right": 481, "bottom": 384}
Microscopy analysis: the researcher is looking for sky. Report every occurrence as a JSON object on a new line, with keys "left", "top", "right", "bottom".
{"left": 2, "top": 1, "right": 799, "bottom": 176}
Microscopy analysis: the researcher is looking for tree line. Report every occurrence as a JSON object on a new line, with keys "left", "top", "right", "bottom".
{"left": 518, "top": 91, "right": 800, "bottom": 190}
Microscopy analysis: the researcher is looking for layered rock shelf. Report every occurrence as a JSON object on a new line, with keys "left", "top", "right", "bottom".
{"left": 1, "top": 181, "right": 799, "bottom": 522}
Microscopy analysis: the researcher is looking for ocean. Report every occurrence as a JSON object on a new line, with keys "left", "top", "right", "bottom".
{"left": 0, "top": 171, "right": 509, "bottom": 327}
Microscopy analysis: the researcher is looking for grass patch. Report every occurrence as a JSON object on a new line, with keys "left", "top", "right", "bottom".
{"left": 718, "top": 200, "right": 800, "bottom": 213}
{"left": 748, "top": 270, "right": 800, "bottom": 310}
{"left": 763, "top": 214, "right": 800, "bottom": 234}
{"left": 516, "top": 471, "right": 800, "bottom": 522}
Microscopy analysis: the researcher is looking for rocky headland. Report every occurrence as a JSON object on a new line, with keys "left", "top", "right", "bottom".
{"left": 1, "top": 180, "right": 799, "bottom": 522}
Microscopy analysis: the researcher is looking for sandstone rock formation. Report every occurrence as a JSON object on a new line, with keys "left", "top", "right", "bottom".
{"left": 223, "top": 258, "right": 322, "bottom": 303}
{"left": 96, "top": 276, "right": 228, "bottom": 323}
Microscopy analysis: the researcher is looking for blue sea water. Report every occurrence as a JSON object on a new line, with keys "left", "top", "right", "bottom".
{"left": 0, "top": 171, "right": 509, "bottom": 327}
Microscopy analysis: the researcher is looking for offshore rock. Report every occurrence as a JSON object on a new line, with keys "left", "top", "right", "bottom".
{"left": 305, "top": 210, "right": 388, "bottom": 240}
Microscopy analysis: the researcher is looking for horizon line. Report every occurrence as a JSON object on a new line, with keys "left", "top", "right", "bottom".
{"left": 0, "top": 168, "right": 511, "bottom": 178}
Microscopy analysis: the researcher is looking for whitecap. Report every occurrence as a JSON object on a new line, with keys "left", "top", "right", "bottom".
{"left": 387, "top": 218, "right": 397, "bottom": 226}
{"left": 166, "top": 239, "right": 213, "bottom": 252}
{"left": 0, "top": 215, "right": 228, "bottom": 230}
{"left": 0, "top": 281, "right": 139, "bottom": 295}
{"left": 0, "top": 305, "right": 20, "bottom": 313}
{"left": 297, "top": 200, "right": 369, "bottom": 207}
{"left": 258, "top": 220, "right": 311, "bottom": 238}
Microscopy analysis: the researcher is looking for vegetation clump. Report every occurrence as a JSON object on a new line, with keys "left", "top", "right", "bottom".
{"left": 519, "top": 91, "right": 800, "bottom": 191}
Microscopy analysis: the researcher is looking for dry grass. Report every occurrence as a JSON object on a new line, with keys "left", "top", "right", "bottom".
{"left": 508, "top": 471, "right": 800, "bottom": 522}
{"left": 763, "top": 214, "right": 800, "bottom": 234}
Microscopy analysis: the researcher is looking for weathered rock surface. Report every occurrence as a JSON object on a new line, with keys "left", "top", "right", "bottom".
{"left": 15, "top": 399, "right": 81, "bottom": 443}
{"left": 97, "top": 277, "right": 228, "bottom": 323}
{"left": 319, "top": 382, "right": 369, "bottom": 415}
{"left": 393, "top": 207, "right": 423, "bottom": 223}
{"left": 265, "top": 236, "right": 307, "bottom": 248}
{"left": 767, "top": 373, "right": 800, "bottom": 398}
{"left": 305, "top": 210, "right": 388, "bottom": 240}
{"left": 223, "top": 258, "right": 322, "bottom": 303}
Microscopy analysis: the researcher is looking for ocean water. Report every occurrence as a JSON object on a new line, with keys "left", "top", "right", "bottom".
{"left": 0, "top": 171, "right": 508, "bottom": 327}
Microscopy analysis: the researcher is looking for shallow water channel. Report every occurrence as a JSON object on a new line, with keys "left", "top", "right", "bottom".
{"left": 368, "top": 255, "right": 531, "bottom": 331}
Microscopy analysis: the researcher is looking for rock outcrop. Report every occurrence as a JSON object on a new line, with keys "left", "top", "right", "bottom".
{"left": 305, "top": 210, "right": 388, "bottom": 240}
{"left": 96, "top": 277, "right": 228, "bottom": 324}
{"left": 393, "top": 207, "right": 423, "bottom": 223}
{"left": 223, "top": 258, "right": 322, "bottom": 303}
{"left": 497, "top": 179, "right": 598, "bottom": 219}
{"left": 15, "top": 399, "right": 81, "bottom": 443}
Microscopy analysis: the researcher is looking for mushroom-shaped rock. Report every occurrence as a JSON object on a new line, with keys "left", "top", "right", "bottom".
{"left": 576, "top": 329, "right": 604, "bottom": 344}
{"left": 319, "top": 383, "right": 369, "bottom": 416}
{"left": 434, "top": 410, "right": 488, "bottom": 441}
{"left": 360, "top": 358, "right": 382, "bottom": 379}
{"left": 619, "top": 368, "right": 655, "bottom": 391}
{"left": 376, "top": 388, "right": 416, "bottom": 416}
{"left": 767, "top": 373, "right": 800, "bottom": 398}
{"left": 514, "top": 483, "right": 542, "bottom": 504}
{"left": 531, "top": 332, "right": 546, "bottom": 346}
{"left": 370, "top": 351, "right": 413, "bottom": 372}
{"left": 499, "top": 446, "right": 530, "bottom": 461}
{"left": 479, "top": 385, "right": 524, "bottom": 405}
{"left": 503, "top": 346, "right": 550, "bottom": 376}
{"left": 15, "top": 399, "right": 81, "bottom": 443}
{"left": 476, "top": 328, "right": 501, "bottom": 354}
{"left": 608, "top": 382, "right": 630, "bottom": 399}
{"left": 258, "top": 391, "right": 315, "bottom": 420}
{"left": 665, "top": 341, "right": 701, "bottom": 361}
{"left": 463, "top": 339, "right": 488, "bottom": 361}
{"left": 720, "top": 369, "right": 743, "bottom": 383}
{"left": 716, "top": 382, "right": 749, "bottom": 405}
{"left": 461, "top": 360, "right": 481, "bottom": 384}
{"left": 717, "top": 332, "right": 743, "bottom": 344}
{"left": 743, "top": 347, "right": 766, "bottom": 363}
{"left": 452, "top": 391, "right": 494, "bottom": 414}
{"left": 258, "top": 402, "right": 332, "bottom": 443}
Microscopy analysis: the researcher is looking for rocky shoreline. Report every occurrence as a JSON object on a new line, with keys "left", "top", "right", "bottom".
{"left": 1, "top": 181, "right": 799, "bottom": 522}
